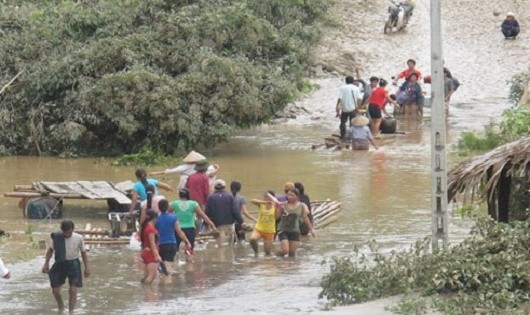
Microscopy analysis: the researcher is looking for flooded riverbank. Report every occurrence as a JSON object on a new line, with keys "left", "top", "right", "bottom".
{"left": 1, "top": 0, "right": 529, "bottom": 314}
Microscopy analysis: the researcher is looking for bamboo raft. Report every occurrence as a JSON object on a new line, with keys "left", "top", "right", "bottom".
{"left": 75, "top": 200, "right": 342, "bottom": 247}
{"left": 311, "top": 118, "right": 403, "bottom": 150}
{"left": 78, "top": 224, "right": 130, "bottom": 247}
{"left": 312, "top": 200, "right": 342, "bottom": 229}
{"left": 311, "top": 134, "right": 351, "bottom": 151}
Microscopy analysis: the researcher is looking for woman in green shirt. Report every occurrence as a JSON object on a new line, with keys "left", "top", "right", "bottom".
{"left": 170, "top": 188, "right": 216, "bottom": 255}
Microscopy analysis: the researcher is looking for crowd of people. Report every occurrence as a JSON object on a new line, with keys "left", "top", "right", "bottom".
{"left": 335, "top": 58, "right": 460, "bottom": 149}
{"left": 11, "top": 151, "right": 316, "bottom": 312}
{"left": 129, "top": 151, "right": 316, "bottom": 285}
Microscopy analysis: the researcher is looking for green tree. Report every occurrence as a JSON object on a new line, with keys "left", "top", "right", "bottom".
{"left": 0, "top": 0, "right": 327, "bottom": 156}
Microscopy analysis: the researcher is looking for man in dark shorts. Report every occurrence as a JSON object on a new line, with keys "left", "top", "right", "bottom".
{"left": 42, "top": 220, "right": 90, "bottom": 312}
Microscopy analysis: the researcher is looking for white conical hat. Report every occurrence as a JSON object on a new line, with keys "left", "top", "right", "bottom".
{"left": 183, "top": 150, "right": 206, "bottom": 163}
{"left": 351, "top": 115, "right": 369, "bottom": 127}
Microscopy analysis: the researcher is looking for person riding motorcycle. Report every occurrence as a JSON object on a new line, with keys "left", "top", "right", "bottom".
{"left": 385, "top": 0, "right": 415, "bottom": 34}
{"left": 401, "top": 0, "right": 416, "bottom": 18}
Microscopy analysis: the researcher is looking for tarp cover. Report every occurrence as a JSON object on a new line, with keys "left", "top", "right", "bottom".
{"left": 41, "top": 181, "right": 131, "bottom": 204}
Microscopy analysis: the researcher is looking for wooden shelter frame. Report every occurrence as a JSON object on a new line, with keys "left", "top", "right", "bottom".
{"left": 447, "top": 137, "right": 530, "bottom": 222}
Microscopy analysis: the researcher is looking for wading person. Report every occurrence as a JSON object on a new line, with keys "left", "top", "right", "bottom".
{"left": 205, "top": 179, "right": 245, "bottom": 247}
{"left": 443, "top": 68, "right": 455, "bottom": 114}
{"left": 231, "top": 181, "right": 253, "bottom": 243}
{"left": 396, "top": 73, "right": 423, "bottom": 116}
{"left": 294, "top": 182, "right": 313, "bottom": 235}
{"left": 140, "top": 209, "right": 161, "bottom": 284}
{"left": 0, "top": 257, "right": 10, "bottom": 279}
{"left": 140, "top": 184, "right": 166, "bottom": 214}
{"left": 186, "top": 160, "right": 210, "bottom": 211}
{"left": 350, "top": 115, "right": 378, "bottom": 151}
{"left": 186, "top": 160, "right": 211, "bottom": 234}
{"left": 249, "top": 191, "right": 280, "bottom": 257}
{"left": 392, "top": 59, "right": 422, "bottom": 85}
{"left": 171, "top": 188, "right": 216, "bottom": 256}
{"left": 149, "top": 150, "right": 220, "bottom": 190}
{"left": 156, "top": 199, "right": 192, "bottom": 273}
{"left": 277, "top": 188, "right": 314, "bottom": 257}
{"left": 368, "top": 78, "right": 399, "bottom": 138}
{"left": 42, "top": 220, "right": 90, "bottom": 312}
{"left": 361, "top": 76, "right": 380, "bottom": 108}
{"left": 276, "top": 182, "right": 295, "bottom": 203}
{"left": 336, "top": 76, "right": 362, "bottom": 140}
{"left": 129, "top": 168, "right": 173, "bottom": 213}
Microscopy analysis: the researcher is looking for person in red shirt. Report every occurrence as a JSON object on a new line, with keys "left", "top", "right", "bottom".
{"left": 368, "top": 79, "right": 399, "bottom": 138}
{"left": 392, "top": 59, "right": 422, "bottom": 85}
{"left": 186, "top": 160, "right": 210, "bottom": 210}
{"left": 140, "top": 209, "right": 161, "bottom": 284}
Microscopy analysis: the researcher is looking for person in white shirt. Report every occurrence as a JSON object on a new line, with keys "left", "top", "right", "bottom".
{"left": 150, "top": 150, "right": 219, "bottom": 190}
{"left": 336, "top": 76, "right": 362, "bottom": 140}
{"left": 42, "top": 220, "right": 90, "bottom": 312}
{"left": 0, "top": 258, "right": 10, "bottom": 279}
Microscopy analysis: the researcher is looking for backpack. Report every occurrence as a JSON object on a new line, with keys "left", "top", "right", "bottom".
{"left": 452, "top": 78, "right": 460, "bottom": 91}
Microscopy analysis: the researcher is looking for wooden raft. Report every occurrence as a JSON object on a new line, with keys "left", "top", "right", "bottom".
{"left": 311, "top": 134, "right": 351, "bottom": 151}
{"left": 4, "top": 181, "right": 131, "bottom": 204}
{"left": 312, "top": 200, "right": 342, "bottom": 229}
{"left": 79, "top": 224, "right": 130, "bottom": 246}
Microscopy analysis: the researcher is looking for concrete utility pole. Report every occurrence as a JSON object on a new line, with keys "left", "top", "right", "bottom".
{"left": 430, "top": 0, "right": 448, "bottom": 251}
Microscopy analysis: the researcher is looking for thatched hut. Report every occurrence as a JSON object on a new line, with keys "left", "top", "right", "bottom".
{"left": 447, "top": 137, "right": 530, "bottom": 222}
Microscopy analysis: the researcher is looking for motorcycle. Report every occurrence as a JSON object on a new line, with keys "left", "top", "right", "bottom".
{"left": 384, "top": 0, "right": 412, "bottom": 34}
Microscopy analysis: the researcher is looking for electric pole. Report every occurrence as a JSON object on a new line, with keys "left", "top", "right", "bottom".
{"left": 430, "top": 0, "right": 448, "bottom": 251}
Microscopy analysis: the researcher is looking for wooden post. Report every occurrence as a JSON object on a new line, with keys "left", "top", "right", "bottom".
{"left": 486, "top": 167, "right": 497, "bottom": 220}
{"left": 497, "top": 167, "right": 511, "bottom": 223}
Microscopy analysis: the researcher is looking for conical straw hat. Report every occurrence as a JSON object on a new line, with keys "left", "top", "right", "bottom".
{"left": 351, "top": 115, "right": 369, "bottom": 127}
{"left": 183, "top": 150, "right": 206, "bottom": 163}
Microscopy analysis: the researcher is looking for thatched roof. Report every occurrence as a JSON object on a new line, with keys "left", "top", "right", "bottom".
{"left": 448, "top": 137, "right": 530, "bottom": 201}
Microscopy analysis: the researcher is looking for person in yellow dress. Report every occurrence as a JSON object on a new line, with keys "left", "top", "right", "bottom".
{"left": 249, "top": 191, "right": 281, "bottom": 257}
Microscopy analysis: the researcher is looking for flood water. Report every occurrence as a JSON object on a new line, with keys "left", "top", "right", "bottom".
{"left": 1, "top": 0, "right": 529, "bottom": 314}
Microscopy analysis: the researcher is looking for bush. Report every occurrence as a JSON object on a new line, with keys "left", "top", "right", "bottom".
{"left": 508, "top": 68, "right": 530, "bottom": 105}
{"left": 320, "top": 217, "right": 530, "bottom": 314}
{"left": 457, "top": 122, "right": 505, "bottom": 155}
{"left": 0, "top": 0, "right": 328, "bottom": 156}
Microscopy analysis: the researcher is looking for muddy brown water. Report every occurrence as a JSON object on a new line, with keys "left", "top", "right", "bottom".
{"left": 1, "top": 1, "right": 529, "bottom": 314}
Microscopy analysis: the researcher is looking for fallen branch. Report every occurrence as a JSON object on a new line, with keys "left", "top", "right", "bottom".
{"left": 0, "top": 70, "right": 24, "bottom": 95}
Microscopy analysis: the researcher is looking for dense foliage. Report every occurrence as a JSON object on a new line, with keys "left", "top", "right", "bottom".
{"left": 320, "top": 217, "right": 530, "bottom": 314}
{"left": 0, "top": 0, "right": 328, "bottom": 156}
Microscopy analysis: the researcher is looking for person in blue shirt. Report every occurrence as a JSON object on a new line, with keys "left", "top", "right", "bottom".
{"left": 154, "top": 199, "right": 191, "bottom": 274}
{"left": 129, "top": 168, "right": 173, "bottom": 213}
